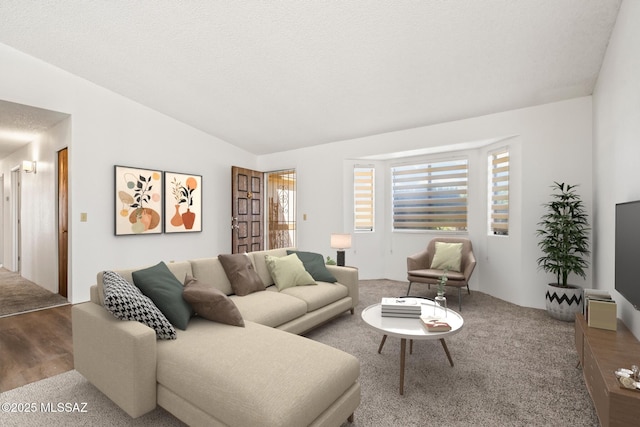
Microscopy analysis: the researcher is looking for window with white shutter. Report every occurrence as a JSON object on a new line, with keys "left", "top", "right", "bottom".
{"left": 354, "top": 166, "right": 374, "bottom": 232}
{"left": 489, "top": 148, "right": 509, "bottom": 236}
{"left": 392, "top": 158, "right": 468, "bottom": 231}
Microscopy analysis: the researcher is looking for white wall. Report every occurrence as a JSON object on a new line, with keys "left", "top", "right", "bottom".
{"left": 0, "top": 43, "right": 257, "bottom": 303}
{"left": 0, "top": 118, "right": 70, "bottom": 292}
{"left": 592, "top": 0, "right": 640, "bottom": 339}
{"left": 259, "top": 97, "right": 593, "bottom": 309}
{"left": 0, "top": 40, "right": 595, "bottom": 311}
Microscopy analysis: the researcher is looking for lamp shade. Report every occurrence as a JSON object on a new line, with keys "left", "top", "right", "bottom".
{"left": 330, "top": 233, "right": 352, "bottom": 249}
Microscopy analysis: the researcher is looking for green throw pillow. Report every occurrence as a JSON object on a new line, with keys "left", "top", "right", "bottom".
{"left": 265, "top": 253, "right": 316, "bottom": 291}
{"left": 287, "top": 250, "right": 337, "bottom": 283}
{"left": 430, "top": 242, "right": 463, "bottom": 272}
{"left": 132, "top": 261, "right": 194, "bottom": 330}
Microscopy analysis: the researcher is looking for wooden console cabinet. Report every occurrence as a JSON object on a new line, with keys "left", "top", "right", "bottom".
{"left": 575, "top": 313, "right": 640, "bottom": 426}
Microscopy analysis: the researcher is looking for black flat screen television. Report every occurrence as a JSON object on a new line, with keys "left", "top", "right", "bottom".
{"left": 615, "top": 200, "right": 640, "bottom": 310}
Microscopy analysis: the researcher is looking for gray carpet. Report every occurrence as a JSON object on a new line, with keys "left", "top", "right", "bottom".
{"left": 0, "top": 268, "right": 69, "bottom": 317}
{"left": 0, "top": 280, "right": 598, "bottom": 426}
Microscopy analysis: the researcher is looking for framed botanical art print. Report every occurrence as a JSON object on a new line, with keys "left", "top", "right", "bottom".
{"left": 164, "top": 171, "right": 202, "bottom": 233}
{"left": 114, "top": 165, "right": 163, "bottom": 235}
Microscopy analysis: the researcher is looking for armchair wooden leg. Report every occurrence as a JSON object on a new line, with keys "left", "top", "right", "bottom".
{"left": 458, "top": 288, "right": 462, "bottom": 311}
{"left": 406, "top": 281, "right": 412, "bottom": 296}
{"left": 348, "top": 413, "right": 354, "bottom": 423}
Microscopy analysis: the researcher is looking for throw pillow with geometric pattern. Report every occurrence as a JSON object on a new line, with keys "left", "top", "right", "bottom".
{"left": 102, "top": 270, "right": 177, "bottom": 340}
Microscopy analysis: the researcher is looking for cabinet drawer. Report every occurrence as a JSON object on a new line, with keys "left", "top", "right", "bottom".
{"left": 583, "top": 342, "right": 609, "bottom": 425}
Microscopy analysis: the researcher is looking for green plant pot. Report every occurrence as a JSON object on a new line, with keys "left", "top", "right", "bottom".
{"left": 545, "top": 283, "right": 583, "bottom": 322}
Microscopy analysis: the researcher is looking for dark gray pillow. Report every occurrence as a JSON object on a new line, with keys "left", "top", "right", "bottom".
{"left": 182, "top": 275, "right": 244, "bottom": 327}
{"left": 218, "top": 253, "right": 265, "bottom": 296}
{"left": 132, "top": 261, "right": 193, "bottom": 330}
{"left": 287, "top": 250, "right": 337, "bottom": 283}
{"left": 102, "top": 270, "right": 177, "bottom": 340}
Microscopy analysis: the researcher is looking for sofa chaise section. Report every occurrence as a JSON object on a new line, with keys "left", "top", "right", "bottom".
{"left": 156, "top": 319, "right": 360, "bottom": 426}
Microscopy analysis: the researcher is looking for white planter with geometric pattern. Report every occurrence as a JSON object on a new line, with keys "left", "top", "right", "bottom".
{"left": 545, "top": 284, "right": 583, "bottom": 322}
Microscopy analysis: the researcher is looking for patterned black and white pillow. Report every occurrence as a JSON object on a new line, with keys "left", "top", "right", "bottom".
{"left": 102, "top": 270, "right": 177, "bottom": 340}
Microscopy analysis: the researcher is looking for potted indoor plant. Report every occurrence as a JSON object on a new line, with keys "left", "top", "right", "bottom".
{"left": 536, "top": 182, "right": 590, "bottom": 321}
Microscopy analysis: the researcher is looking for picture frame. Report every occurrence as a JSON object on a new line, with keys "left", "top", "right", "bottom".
{"left": 114, "top": 165, "right": 163, "bottom": 235}
{"left": 164, "top": 171, "right": 202, "bottom": 233}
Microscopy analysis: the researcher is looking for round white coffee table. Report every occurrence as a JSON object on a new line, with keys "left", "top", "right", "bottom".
{"left": 361, "top": 297, "right": 464, "bottom": 395}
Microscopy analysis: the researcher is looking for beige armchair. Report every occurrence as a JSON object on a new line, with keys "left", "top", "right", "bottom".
{"left": 406, "top": 237, "right": 476, "bottom": 310}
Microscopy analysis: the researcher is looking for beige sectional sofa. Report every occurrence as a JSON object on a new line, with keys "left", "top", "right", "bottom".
{"left": 72, "top": 248, "right": 360, "bottom": 426}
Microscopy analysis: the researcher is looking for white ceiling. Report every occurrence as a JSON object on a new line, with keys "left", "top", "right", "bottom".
{"left": 0, "top": 1, "right": 622, "bottom": 156}
{"left": 0, "top": 99, "right": 69, "bottom": 159}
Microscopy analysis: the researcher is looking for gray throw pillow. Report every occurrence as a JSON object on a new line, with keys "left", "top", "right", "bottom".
{"left": 102, "top": 270, "right": 177, "bottom": 340}
{"left": 182, "top": 275, "right": 244, "bottom": 327}
{"left": 132, "top": 261, "right": 193, "bottom": 330}
{"left": 287, "top": 250, "right": 337, "bottom": 283}
{"left": 217, "top": 253, "right": 265, "bottom": 296}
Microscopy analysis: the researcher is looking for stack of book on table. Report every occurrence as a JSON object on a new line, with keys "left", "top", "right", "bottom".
{"left": 381, "top": 298, "right": 422, "bottom": 318}
{"left": 584, "top": 288, "right": 617, "bottom": 331}
{"left": 419, "top": 315, "right": 451, "bottom": 332}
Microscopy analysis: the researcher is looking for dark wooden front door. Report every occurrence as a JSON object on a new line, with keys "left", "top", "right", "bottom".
{"left": 231, "top": 166, "right": 264, "bottom": 253}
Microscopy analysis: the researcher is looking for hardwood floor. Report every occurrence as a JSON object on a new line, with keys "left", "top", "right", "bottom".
{"left": 0, "top": 305, "right": 73, "bottom": 392}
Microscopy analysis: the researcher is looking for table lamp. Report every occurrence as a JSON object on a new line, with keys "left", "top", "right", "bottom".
{"left": 330, "top": 233, "right": 352, "bottom": 267}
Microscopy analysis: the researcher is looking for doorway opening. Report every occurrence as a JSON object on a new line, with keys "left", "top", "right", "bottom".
{"left": 266, "top": 169, "right": 297, "bottom": 249}
{"left": 231, "top": 167, "right": 297, "bottom": 253}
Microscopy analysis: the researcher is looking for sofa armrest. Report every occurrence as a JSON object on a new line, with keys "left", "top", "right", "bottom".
{"left": 72, "top": 302, "right": 157, "bottom": 418}
{"left": 407, "top": 249, "right": 430, "bottom": 271}
{"left": 326, "top": 265, "right": 359, "bottom": 308}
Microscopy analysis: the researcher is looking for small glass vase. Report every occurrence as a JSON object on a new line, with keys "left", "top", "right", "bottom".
{"left": 434, "top": 292, "right": 447, "bottom": 318}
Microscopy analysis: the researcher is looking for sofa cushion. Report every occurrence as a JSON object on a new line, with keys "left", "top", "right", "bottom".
{"left": 102, "top": 270, "right": 177, "bottom": 340}
{"left": 407, "top": 269, "right": 466, "bottom": 281}
{"left": 287, "top": 250, "right": 337, "bottom": 283}
{"left": 156, "top": 320, "right": 360, "bottom": 427}
{"left": 248, "top": 248, "right": 290, "bottom": 286}
{"left": 218, "top": 253, "right": 265, "bottom": 296}
{"left": 132, "top": 261, "right": 194, "bottom": 330}
{"left": 281, "top": 282, "right": 349, "bottom": 312}
{"left": 430, "top": 242, "right": 463, "bottom": 272}
{"left": 230, "top": 290, "right": 307, "bottom": 327}
{"left": 265, "top": 253, "right": 316, "bottom": 291}
{"left": 182, "top": 275, "right": 244, "bottom": 327}
{"left": 189, "top": 257, "right": 233, "bottom": 295}
{"left": 96, "top": 261, "right": 193, "bottom": 307}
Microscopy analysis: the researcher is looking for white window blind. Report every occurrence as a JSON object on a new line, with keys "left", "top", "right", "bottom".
{"left": 354, "top": 166, "right": 374, "bottom": 232}
{"left": 489, "top": 149, "right": 509, "bottom": 236}
{"left": 392, "top": 159, "right": 468, "bottom": 231}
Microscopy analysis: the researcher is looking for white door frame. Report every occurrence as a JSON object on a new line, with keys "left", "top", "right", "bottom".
{"left": 11, "top": 166, "right": 21, "bottom": 273}
{"left": 0, "top": 173, "right": 3, "bottom": 268}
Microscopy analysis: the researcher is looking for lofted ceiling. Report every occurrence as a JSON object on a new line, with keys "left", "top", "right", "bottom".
{"left": 0, "top": 99, "right": 69, "bottom": 159}
{"left": 0, "top": 1, "right": 622, "bottom": 156}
